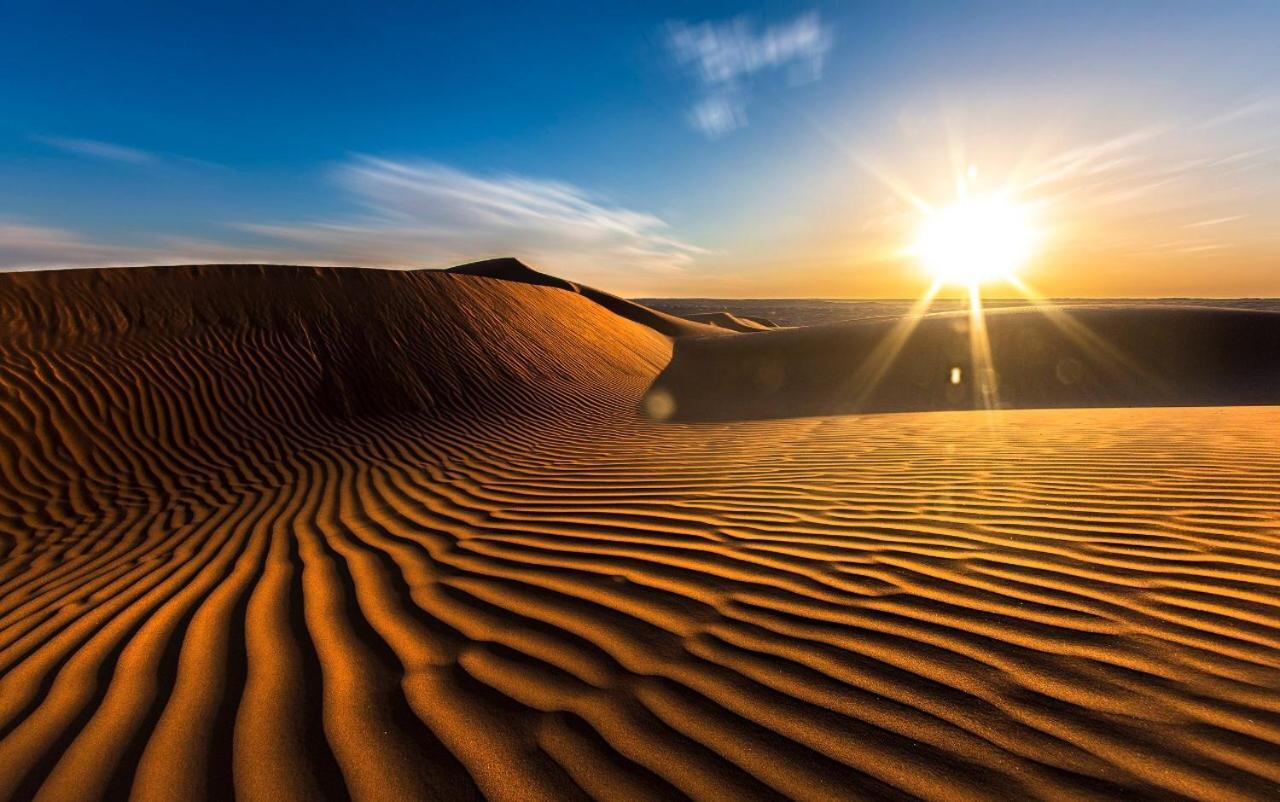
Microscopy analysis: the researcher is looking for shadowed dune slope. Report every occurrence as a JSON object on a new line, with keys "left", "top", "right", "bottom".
{"left": 0, "top": 264, "right": 671, "bottom": 421}
{"left": 1, "top": 265, "right": 1279, "bottom": 801}
{"left": 647, "top": 304, "right": 1280, "bottom": 420}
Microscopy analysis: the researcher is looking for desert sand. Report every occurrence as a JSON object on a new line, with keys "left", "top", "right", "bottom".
{"left": 1, "top": 260, "right": 1278, "bottom": 801}
{"left": 680, "top": 312, "right": 779, "bottom": 332}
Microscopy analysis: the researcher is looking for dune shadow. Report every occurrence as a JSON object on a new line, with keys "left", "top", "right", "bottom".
{"left": 644, "top": 305, "right": 1280, "bottom": 421}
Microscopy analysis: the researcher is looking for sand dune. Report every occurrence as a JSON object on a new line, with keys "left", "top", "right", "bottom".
{"left": 2, "top": 263, "right": 1279, "bottom": 801}
{"left": 681, "top": 312, "right": 779, "bottom": 332}
{"left": 648, "top": 304, "right": 1280, "bottom": 420}
{"left": 448, "top": 258, "right": 725, "bottom": 339}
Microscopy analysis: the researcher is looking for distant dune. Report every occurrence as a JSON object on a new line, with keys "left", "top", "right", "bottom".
{"left": 648, "top": 304, "right": 1280, "bottom": 420}
{"left": 681, "top": 311, "right": 780, "bottom": 332}
{"left": 1, "top": 261, "right": 1278, "bottom": 801}
{"left": 642, "top": 296, "right": 1280, "bottom": 329}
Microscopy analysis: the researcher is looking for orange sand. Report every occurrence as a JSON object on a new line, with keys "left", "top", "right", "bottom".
{"left": 1, "top": 263, "right": 1278, "bottom": 801}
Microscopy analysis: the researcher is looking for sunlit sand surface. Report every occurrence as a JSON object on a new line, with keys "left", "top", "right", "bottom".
{"left": 2, "top": 263, "right": 1278, "bottom": 800}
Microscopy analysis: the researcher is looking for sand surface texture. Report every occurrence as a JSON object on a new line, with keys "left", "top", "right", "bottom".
{"left": 1, "top": 263, "right": 1278, "bottom": 801}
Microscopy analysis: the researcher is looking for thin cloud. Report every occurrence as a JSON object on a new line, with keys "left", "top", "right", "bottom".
{"left": 1175, "top": 243, "right": 1229, "bottom": 253}
{"left": 31, "top": 136, "right": 157, "bottom": 165}
{"left": 1184, "top": 215, "right": 1245, "bottom": 228}
{"left": 0, "top": 221, "right": 204, "bottom": 269}
{"left": 1196, "top": 96, "right": 1278, "bottom": 129}
{"left": 1023, "top": 126, "right": 1169, "bottom": 190}
{"left": 0, "top": 225, "right": 389, "bottom": 275}
{"left": 689, "top": 95, "right": 748, "bottom": 139}
{"left": 0, "top": 158, "right": 704, "bottom": 287}
{"left": 0, "top": 221, "right": 278, "bottom": 269}
{"left": 238, "top": 157, "right": 704, "bottom": 278}
{"left": 667, "top": 11, "right": 832, "bottom": 138}
{"left": 31, "top": 135, "right": 226, "bottom": 171}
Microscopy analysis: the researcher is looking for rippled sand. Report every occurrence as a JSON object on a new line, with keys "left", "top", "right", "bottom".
{"left": 2, "top": 264, "right": 1278, "bottom": 800}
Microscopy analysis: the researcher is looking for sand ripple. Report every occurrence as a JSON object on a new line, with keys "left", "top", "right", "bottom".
{"left": 1, "top": 266, "right": 1278, "bottom": 801}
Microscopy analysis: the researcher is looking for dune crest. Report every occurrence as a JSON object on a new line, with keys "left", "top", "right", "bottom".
{"left": 1, "top": 264, "right": 1279, "bottom": 801}
{"left": 681, "top": 311, "right": 779, "bottom": 332}
{"left": 447, "top": 257, "right": 726, "bottom": 338}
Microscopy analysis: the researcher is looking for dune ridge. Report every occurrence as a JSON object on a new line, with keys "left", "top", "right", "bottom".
{"left": 680, "top": 311, "right": 779, "bottom": 332}
{"left": 1, "top": 264, "right": 1279, "bottom": 801}
{"left": 447, "top": 258, "right": 726, "bottom": 339}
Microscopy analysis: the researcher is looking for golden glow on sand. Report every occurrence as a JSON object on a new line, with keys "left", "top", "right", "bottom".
{"left": 913, "top": 195, "right": 1037, "bottom": 287}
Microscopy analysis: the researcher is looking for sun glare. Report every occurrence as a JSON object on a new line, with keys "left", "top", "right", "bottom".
{"left": 914, "top": 195, "right": 1036, "bottom": 287}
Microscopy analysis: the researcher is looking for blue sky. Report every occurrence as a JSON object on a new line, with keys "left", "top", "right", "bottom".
{"left": 2, "top": 1, "right": 1278, "bottom": 295}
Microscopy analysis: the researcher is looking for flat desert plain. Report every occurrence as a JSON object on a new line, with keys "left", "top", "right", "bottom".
{"left": 1, "top": 261, "right": 1278, "bottom": 801}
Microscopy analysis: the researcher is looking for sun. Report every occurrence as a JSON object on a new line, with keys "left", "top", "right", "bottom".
{"left": 913, "top": 195, "right": 1037, "bottom": 287}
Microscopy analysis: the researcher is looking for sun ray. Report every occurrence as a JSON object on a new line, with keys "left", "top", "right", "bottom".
{"left": 796, "top": 116, "right": 934, "bottom": 213}
{"left": 845, "top": 278, "right": 943, "bottom": 410}
{"left": 1005, "top": 274, "right": 1166, "bottom": 394}
{"left": 853, "top": 156, "right": 933, "bottom": 213}
{"left": 966, "top": 284, "right": 1000, "bottom": 410}
{"left": 945, "top": 117, "right": 970, "bottom": 199}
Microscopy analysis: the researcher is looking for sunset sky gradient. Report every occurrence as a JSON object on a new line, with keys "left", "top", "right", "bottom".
{"left": 2, "top": 0, "right": 1277, "bottom": 296}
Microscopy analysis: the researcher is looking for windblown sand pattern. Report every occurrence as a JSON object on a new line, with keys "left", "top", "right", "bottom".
{"left": 1, "top": 265, "right": 1278, "bottom": 801}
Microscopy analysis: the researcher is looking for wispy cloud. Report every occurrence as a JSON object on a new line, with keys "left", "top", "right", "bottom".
{"left": 994, "top": 99, "right": 1280, "bottom": 262}
{"left": 1022, "top": 126, "right": 1169, "bottom": 190}
{"left": 0, "top": 158, "right": 703, "bottom": 287}
{"left": 688, "top": 96, "right": 748, "bottom": 139}
{"left": 1174, "top": 243, "right": 1229, "bottom": 254}
{"left": 0, "top": 221, "right": 288, "bottom": 270}
{"left": 31, "top": 134, "right": 226, "bottom": 171}
{"left": 1196, "top": 96, "right": 1278, "bottom": 129}
{"left": 1184, "top": 215, "right": 1245, "bottom": 228}
{"left": 0, "top": 222, "right": 170, "bottom": 269}
{"left": 667, "top": 11, "right": 832, "bottom": 138}
{"left": 31, "top": 135, "right": 157, "bottom": 165}
{"left": 237, "top": 157, "right": 703, "bottom": 279}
